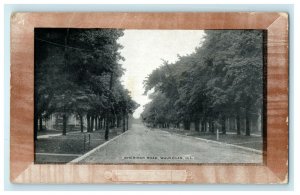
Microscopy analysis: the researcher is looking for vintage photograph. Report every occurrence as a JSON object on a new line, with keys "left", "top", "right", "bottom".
{"left": 34, "top": 28, "right": 264, "bottom": 164}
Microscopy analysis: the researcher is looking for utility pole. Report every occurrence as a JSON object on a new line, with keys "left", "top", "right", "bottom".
{"left": 105, "top": 72, "right": 114, "bottom": 140}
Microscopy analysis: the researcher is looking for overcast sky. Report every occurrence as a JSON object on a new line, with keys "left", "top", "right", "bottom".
{"left": 118, "top": 30, "right": 205, "bottom": 118}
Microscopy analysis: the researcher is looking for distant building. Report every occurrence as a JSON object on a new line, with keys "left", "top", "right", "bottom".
{"left": 43, "top": 113, "right": 87, "bottom": 131}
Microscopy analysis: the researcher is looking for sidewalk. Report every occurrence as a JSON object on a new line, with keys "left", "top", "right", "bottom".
{"left": 35, "top": 128, "right": 123, "bottom": 163}
{"left": 158, "top": 128, "right": 263, "bottom": 151}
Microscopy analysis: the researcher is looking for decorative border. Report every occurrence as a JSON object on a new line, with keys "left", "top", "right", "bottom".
{"left": 10, "top": 12, "right": 288, "bottom": 184}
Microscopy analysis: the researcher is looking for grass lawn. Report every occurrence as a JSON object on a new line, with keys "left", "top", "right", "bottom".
{"left": 35, "top": 128, "right": 124, "bottom": 164}
{"left": 37, "top": 129, "right": 62, "bottom": 136}
{"left": 37, "top": 126, "right": 83, "bottom": 136}
{"left": 160, "top": 128, "right": 263, "bottom": 151}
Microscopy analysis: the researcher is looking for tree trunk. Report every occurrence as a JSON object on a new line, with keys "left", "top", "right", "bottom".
{"left": 91, "top": 116, "right": 95, "bottom": 132}
{"left": 226, "top": 118, "right": 230, "bottom": 132}
{"left": 122, "top": 112, "right": 126, "bottom": 132}
{"left": 126, "top": 114, "right": 129, "bottom": 130}
{"left": 245, "top": 110, "right": 251, "bottom": 136}
{"left": 62, "top": 114, "right": 67, "bottom": 135}
{"left": 80, "top": 115, "right": 83, "bottom": 133}
{"left": 183, "top": 120, "right": 190, "bottom": 130}
{"left": 221, "top": 115, "right": 226, "bottom": 134}
{"left": 95, "top": 116, "right": 98, "bottom": 130}
{"left": 86, "top": 114, "right": 90, "bottom": 132}
{"left": 194, "top": 119, "right": 200, "bottom": 131}
{"left": 105, "top": 112, "right": 110, "bottom": 140}
{"left": 116, "top": 116, "right": 120, "bottom": 128}
{"left": 236, "top": 114, "right": 241, "bottom": 135}
{"left": 201, "top": 119, "right": 205, "bottom": 132}
{"left": 209, "top": 119, "right": 215, "bottom": 133}
{"left": 98, "top": 116, "right": 100, "bottom": 130}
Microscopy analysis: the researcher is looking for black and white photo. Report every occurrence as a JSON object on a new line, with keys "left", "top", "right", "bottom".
{"left": 34, "top": 29, "right": 264, "bottom": 164}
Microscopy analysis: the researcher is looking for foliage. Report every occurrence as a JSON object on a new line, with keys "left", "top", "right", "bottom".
{"left": 34, "top": 28, "right": 138, "bottom": 139}
{"left": 142, "top": 30, "right": 263, "bottom": 135}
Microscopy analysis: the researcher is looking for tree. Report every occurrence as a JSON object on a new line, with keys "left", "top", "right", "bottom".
{"left": 34, "top": 28, "right": 138, "bottom": 140}
{"left": 142, "top": 30, "right": 263, "bottom": 137}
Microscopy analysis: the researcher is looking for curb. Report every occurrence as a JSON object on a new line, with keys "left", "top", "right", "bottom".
{"left": 193, "top": 136, "right": 263, "bottom": 154}
{"left": 160, "top": 129, "right": 263, "bottom": 155}
{"left": 68, "top": 130, "right": 130, "bottom": 163}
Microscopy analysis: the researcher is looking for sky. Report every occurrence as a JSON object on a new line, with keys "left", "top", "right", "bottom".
{"left": 118, "top": 30, "right": 205, "bottom": 118}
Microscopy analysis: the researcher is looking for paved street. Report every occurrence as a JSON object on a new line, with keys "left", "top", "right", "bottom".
{"left": 77, "top": 124, "right": 262, "bottom": 164}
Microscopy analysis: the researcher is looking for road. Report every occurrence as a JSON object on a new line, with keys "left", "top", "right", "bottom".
{"left": 77, "top": 124, "right": 262, "bottom": 164}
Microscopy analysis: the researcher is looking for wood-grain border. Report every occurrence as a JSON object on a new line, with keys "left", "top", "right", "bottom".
{"left": 10, "top": 12, "right": 288, "bottom": 184}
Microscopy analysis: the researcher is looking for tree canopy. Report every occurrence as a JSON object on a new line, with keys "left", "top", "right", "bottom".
{"left": 142, "top": 30, "right": 264, "bottom": 135}
{"left": 34, "top": 28, "right": 138, "bottom": 140}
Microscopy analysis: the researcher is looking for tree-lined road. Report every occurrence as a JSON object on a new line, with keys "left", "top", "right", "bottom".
{"left": 77, "top": 124, "right": 262, "bottom": 164}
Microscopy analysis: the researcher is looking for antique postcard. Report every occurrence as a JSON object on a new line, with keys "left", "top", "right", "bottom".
{"left": 10, "top": 12, "right": 288, "bottom": 184}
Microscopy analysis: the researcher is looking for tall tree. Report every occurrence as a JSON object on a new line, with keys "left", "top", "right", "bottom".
{"left": 34, "top": 28, "right": 138, "bottom": 140}
{"left": 142, "top": 30, "right": 263, "bottom": 137}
